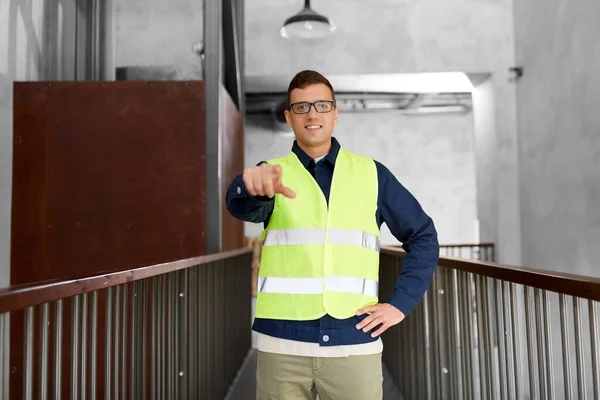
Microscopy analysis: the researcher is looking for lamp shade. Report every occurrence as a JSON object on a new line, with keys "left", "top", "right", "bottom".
{"left": 280, "top": 0, "right": 335, "bottom": 39}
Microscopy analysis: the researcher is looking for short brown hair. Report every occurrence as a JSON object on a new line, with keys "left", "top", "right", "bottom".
{"left": 287, "top": 70, "right": 336, "bottom": 108}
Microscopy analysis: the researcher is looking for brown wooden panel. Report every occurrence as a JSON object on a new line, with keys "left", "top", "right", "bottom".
{"left": 220, "top": 88, "right": 245, "bottom": 251}
{"left": 11, "top": 81, "right": 208, "bottom": 285}
{"left": 10, "top": 81, "right": 208, "bottom": 399}
{"left": 10, "top": 84, "right": 51, "bottom": 282}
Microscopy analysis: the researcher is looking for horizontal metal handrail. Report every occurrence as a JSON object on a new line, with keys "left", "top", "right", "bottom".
{"left": 0, "top": 248, "right": 251, "bottom": 314}
{"left": 392, "top": 243, "right": 495, "bottom": 249}
{"left": 440, "top": 242, "right": 495, "bottom": 249}
{"left": 380, "top": 246, "right": 600, "bottom": 400}
{"left": 382, "top": 247, "right": 600, "bottom": 302}
{"left": 396, "top": 242, "right": 496, "bottom": 262}
{"left": 0, "top": 248, "right": 253, "bottom": 400}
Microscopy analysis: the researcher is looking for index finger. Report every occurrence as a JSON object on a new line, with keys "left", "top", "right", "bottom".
{"left": 278, "top": 186, "right": 296, "bottom": 199}
{"left": 356, "top": 306, "right": 377, "bottom": 316}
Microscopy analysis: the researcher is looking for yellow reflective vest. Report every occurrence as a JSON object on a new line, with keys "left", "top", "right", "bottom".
{"left": 255, "top": 148, "right": 381, "bottom": 320}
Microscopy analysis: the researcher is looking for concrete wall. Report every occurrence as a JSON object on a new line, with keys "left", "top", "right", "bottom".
{"left": 245, "top": 0, "right": 521, "bottom": 263}
{"left": 244, "top": 112, "right": 477, "bottom": 246}
{"left": 0, "top": 0, "right": 80, "bottom": 286}
{"left": 472, "top": 79, "right": 498, "bottom": 243}
{"left": 115, "top": 0, "right": 204, "bottom": 79}
{"left": 514, "top": 0, "right": 600, "bottom": 276}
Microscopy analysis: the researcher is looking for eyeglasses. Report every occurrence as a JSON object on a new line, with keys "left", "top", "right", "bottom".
{"left": 289, "top": 101, "right": 336, "bottom": 114}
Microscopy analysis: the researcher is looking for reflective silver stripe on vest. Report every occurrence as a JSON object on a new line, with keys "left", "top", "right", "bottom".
{"left": 263, "top": 228, "right": 325, "bottom": 246}
{"left": 258, "top": 276, "right": 378, "bottom": 297}
{"left": 258, "top": 276, "right": 323, "bottom": 295}
{"left": 327, "top": 228, "right": 380, "bottom": 252}
{"left": 325, "top": 275, "right": 379, "bottom": 296}
{"left": 263, "top": 228, "right": 380, "bottom": 252}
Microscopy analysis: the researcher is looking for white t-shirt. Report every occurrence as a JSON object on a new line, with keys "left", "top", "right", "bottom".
{"left": 257, "top": 333, "right": 383, "bottom": 357}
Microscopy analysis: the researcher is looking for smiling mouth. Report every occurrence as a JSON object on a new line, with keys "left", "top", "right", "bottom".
{"left": 305, "top": 125, "right": 322, "bottom": 131}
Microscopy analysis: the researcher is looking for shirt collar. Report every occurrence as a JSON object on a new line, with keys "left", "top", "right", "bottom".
{"left": 292, "top": 137, "right": 341, "bottom": 169}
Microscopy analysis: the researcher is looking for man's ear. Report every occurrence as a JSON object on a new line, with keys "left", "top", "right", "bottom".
{"left": 284, "top": 109, "right": 292, "bottom": 128}
{"left": 334, "top": 107, "right": 339, "bottom": 125}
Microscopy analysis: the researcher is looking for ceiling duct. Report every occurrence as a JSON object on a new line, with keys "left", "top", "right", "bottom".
{"left": 245, "top": 73, "right": 480, "bottom": 133}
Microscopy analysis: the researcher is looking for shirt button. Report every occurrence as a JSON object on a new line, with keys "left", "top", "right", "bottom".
{"left": 236, "top": 186, "right": 242, "bottom": 195}
{"left": 322, "top": 335, "right": 329, "bottom": 342}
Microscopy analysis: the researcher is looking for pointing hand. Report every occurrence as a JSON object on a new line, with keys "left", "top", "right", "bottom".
{"left": 243, "top": 164, "right": 296, "bottom": 199}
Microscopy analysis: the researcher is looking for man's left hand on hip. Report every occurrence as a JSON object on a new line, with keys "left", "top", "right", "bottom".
{"left": 355, "top": 304, "right": 406, "bottom": 337}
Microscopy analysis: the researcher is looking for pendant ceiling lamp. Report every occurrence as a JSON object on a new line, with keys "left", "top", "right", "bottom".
{"left": 280, "top": 0, "right": 336, "bottom": 40}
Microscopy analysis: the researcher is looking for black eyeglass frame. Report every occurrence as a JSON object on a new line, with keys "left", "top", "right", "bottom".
{"left": 288, "top": 100, "right": 336, "bottom": 114}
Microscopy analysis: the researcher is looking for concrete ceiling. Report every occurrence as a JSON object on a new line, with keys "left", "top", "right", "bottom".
{"left": 245, "top": 72, "right": 480, "bottom": 117}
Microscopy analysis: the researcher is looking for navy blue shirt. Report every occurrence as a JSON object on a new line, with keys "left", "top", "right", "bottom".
{"left": 225, "top": 137, "right": 439, "bottom": 346}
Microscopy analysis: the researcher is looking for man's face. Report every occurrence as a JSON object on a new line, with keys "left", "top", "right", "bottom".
{"left": 284, "top": 83, "right": 339, "bottom": 149}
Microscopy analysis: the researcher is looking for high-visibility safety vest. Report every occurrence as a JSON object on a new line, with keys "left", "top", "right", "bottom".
{"left": 255, "top": 148, "right": 381, "bottom": 320}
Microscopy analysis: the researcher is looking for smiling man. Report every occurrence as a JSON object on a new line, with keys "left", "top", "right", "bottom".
{"left": 226, "top": 70, "right": 439, "bottom": 400}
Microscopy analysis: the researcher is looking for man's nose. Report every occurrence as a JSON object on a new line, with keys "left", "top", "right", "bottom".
{"left": 306, "top": 105, "right": 319, "bottom": 118}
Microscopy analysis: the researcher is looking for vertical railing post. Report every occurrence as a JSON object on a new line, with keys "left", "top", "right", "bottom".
{"left": 71, "top": 296, "right": 80, "bottom": 400}
{"left": 590, "top": 300, "right": 600, "bottom": 400}
{"left": 151, "top": 278, "right": 157, "bottom": 400}
{"left": 434, "top": 269, "right": 450, "bottom": 398}
{"left": 475, "top": 275, "right": 487, "bottom": 398}
{"left": 121, "top": 285, "right": 127, "bottom": 400}
{"left": 409, "top": 296, "right": 418, "bottom": 399}
{"left": 502, "top": 281, "right": 516, "bottom": 400}
{"left": 451, "top": 269, "right": 463, "bottom": 399}
{"left": 573, "top": 297, "right": 586, "bottom": 399}
{"left": 158, "top": 276, "right": 165, "bottom": 399}
{"left": 542, "top": 290, "right": 555, "bottom": 400}
{"left": 113, "top": 286, "right": 121, "bottom": 400}
{"left": 559, "top": 294, "right": 573, "bottom": 400}
{"left": 534, "top": 288, "right": 547, "bottom": 399}
{"left": 482, "top": 277, "right": 495, "bottom": 398}
{"left": 81, "top": 294, "right": 88, "bottom": 400}
{"left": 430, "top": 272, "right": 440, "bottom": 398}
{"left": 141, "top": 280, "right": 148, "bottom": 400}
{"left": 494, "top": 280, "right": 507, "bottom": 400}
{"left": 422, "top": 291, "right": 433, "bottom": 400}
{"left": 54, "top": 300, "right": 63, "bottom": 400}
{"left": 90, "top": 292, "right": 97, "bottom": 400}
{"left": 464, "top": 272, "right": 476, "bottom": 399}
{"left": 105, "top": 287, "right": 112, "bottom": 400}
{"left": 130, "top": 283, "right": 137, "bottom": 399}
{"left": 24, "top": 307, "right": 34, "bottom": 400}
{"left": 416, "top": 301, "right": 426, "bottom": 395}
{"left": 178, "top": 269, "right": 188, "bottom": 400}
{"left": 39, "top": 303, "right": 49, "bottom": 400}
{"left": 509, "top": 283, "right": 522, "bottom": 399}
{"left": 524, "top": 286, "right": 538, "bottom": 399}
{"left": 206, "top": 262, "right": 215, "bottom": 399}
{"left": 167, "top": 274, "right": 175, "bottom": 398}
{"left": 0, "top": 313, "right": 8, "bottom": 400}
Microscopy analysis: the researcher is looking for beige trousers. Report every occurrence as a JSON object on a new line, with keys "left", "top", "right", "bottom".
{"left": 256, "top": 351, "right": 383, "bottom": 400}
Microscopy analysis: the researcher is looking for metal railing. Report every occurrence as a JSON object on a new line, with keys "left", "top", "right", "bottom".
{"left": 439, "top": 243, "right": 496, "bottom": 262}
{"left": 0, "top": 248, "right": 252, "bottom": 400}
{"left": 380, "top": 247, "right": 600, "bottom": 400}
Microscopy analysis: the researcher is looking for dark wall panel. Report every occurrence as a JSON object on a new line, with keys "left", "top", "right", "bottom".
{"left": 11, "top": 81, "right": 208, "bottom": 285}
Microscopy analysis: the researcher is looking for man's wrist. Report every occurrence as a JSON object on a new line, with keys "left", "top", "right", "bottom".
{"left": 386, "top": 292, "right": 417, "bottom": 317}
